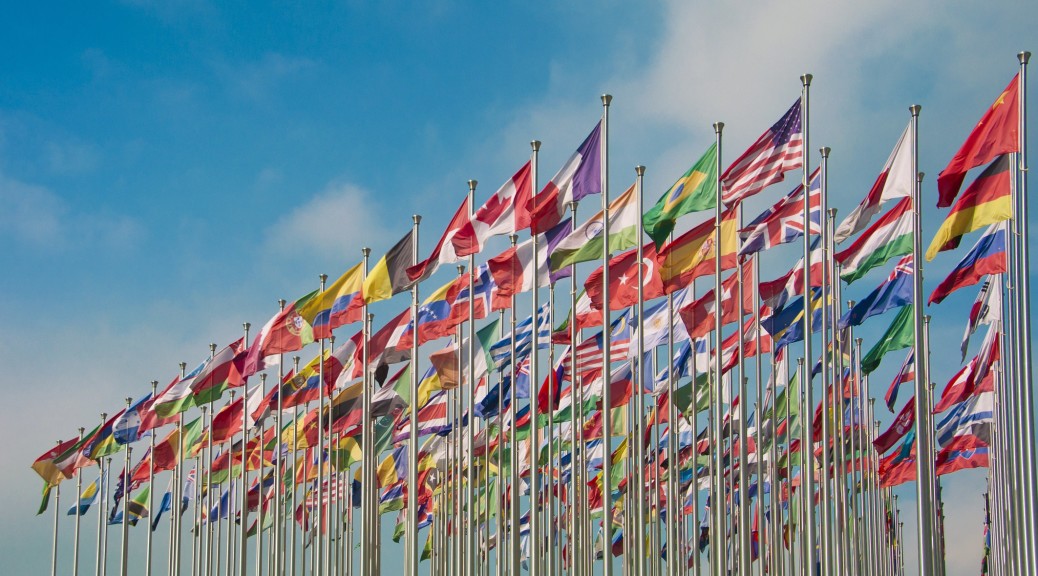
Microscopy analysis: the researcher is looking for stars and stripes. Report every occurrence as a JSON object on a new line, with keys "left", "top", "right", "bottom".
{"left": 720, "top": 97, "right": 804, "bottom": 206}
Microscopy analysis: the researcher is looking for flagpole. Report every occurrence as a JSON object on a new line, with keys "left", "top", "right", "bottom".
{"left": 94, "top": 448, "right": 106, "bottom": 576}
{"left": 72, "top": 425, "right": 86, "bottom": 576}
{"left": 599, "top": 93, "right": 614, "bottom": 576}
{"left": 633, "top": 163, "right": 647, "bottom": 576}
{"left": 752, "top": 254, "right": 766, "bottom": 576}
{"left": 665, "top": 289, "right": 676, "bottom": 576}
{"left": 566, "top": 200, "right": 582, "bottom": 576}
{"left": 494, "top": 311, "right": 505, "bottom": 576}
{"left": 358, "top": 249, "right": 372, "bottom": 576}
{"left": 406, "top": 214, "right": 422, "bottom": 576}
{"left": 205, "top": 342, "right": 217, "bottom": 576}
{"left": 453, "top": 265, "right": 465, "bottom": 576}
{"left": 735, "top": 213, "right": 751, "bottom": 576}
{"left": 465, "top": 177, "right": 479, "bottom": 576}
{"left": 273, "top": 299, "right": 287, "bottom": 576}
{"left": 50, "top": 444, "right": 61, "bottom": 576}
{"left": 119, "top": 445, "right": 131, "bottom": 576}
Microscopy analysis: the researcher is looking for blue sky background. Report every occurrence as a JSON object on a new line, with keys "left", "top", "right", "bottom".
{"left": 2, "top": 1, "right": 1035, "bottom": 574}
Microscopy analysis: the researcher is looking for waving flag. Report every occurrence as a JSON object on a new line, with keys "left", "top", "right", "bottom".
{"left": 936, "top": 391, "right": 994, "bottom": 447}
{"left": 585, "top": 243, "right": 665, "bottom": 311}
{"left": 407, "top": 197, "right": 471, "bottom": 284}
{"left": 189, "top": 338, "right": 248, "bottom": 407}
{"left": 32, "top": 437, "right": 79, "bottom": 487}
{"left": 67, "top": 475, "right": 103, "bottom": 516}
{"left": 364, "top": 230, "right": 415, "bottom": 304}
{"left": 299, "top": 262, "right": 365, "bottom": 339}
{"left": 834, "top": 124, "right": 914, "bottom": 243}
{"left": 873, "top": 397, "right": 915, "bottom": 454}
{"left": 452, "top": 162, "right": 533, "bottom": 256}
{"left": 758, "top": 237, "right": 824, "bottom": 309}
{"left": 447, "top": 262, "right": 496, "bottom": 326}
{"left": 643, "top": 143, "right": 717, "bottom": 246}
{"left": 720, "top": 97, "right": 803, "bottom": 205}
{"left": 397, "top": 277, "right": 457, "bottom": 349}
{"left": 929, "top": 222, "right": 1007, "bottom": 305}
{"left": 936, "top": 434, "right": 989, "bottom": 476}
{"left": 242, "top": 290, "right": 319, "bottom": 377}
{"left": 838, "top": 256, "right": 913, "bottom": 328}
{"left": 489, "top": 219, "right": 570, "bottom": 310}
{"left": 113, "top": 394, "right": 152, "bottom": 445}
{"left": 936, "top": 329, "right": 998, "bottom": 414}
{"left": 960, "top": 276, "right": 1001, "bottom": 361}
{"left": 884, "top": 351, "right": 914, "bottom": 412}
{"left": 937, "top": 74, "right": 1019, "bottom": 207}
{"left": 679, "top": 258, "right": 754, "bottom": 339}
{"left": 835, "top": 197, "right": 913, "bottom": 284}
{"left": 927, "top": 154, "right": 1012, "bottom": 260}
{"left": 739, "top": 168, "right": 820, "bottom": 256}
{"left": 861, "top": 305, "right": 914, "bottom": 374}
{"left": 527, "top": 122, "right": 602, "bottom": 233}
{"left": 550, "top": 183, "right": 639, "bottom": 271}
{"left": 656, "top": 210, "right": 738, "bottom": 294}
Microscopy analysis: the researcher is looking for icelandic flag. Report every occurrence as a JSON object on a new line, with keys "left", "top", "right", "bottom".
{"left": 838, "top": 256, "right": 913, "bottom": 328}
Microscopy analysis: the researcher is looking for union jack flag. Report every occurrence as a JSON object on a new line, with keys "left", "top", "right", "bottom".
{"left": 721, "top": 97, "right": 804, "bottom": 205}
{"left": 739, "top": 168, "right": 821, "bottom": 256}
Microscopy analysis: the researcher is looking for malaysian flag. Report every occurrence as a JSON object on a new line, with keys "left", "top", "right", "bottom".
{"left": 721, "top": 97, "right": 804, "bottom": 206}
{"left": 739, "top": 168, "right": 820, "bottom": 256}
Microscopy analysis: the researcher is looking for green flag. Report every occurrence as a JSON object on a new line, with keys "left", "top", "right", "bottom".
{"left": 861, "top": 306, "right": 914, "bottom": 374}
{"left": 643, "top": 143, "right": 717, "bottom": 247}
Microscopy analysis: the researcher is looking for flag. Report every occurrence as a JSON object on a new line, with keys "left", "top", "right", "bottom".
{"left": 371, "top": 365, "right": 412, "bottom": 419}
{"left": 656, "top": 209, "right": 738, "bottom": 294}
{"left": 929, "top": 222, "right": 1007, "bottom": 305}
{"left": 961, "top": 276, "right": 1001, "bottom": 361}
{"left": 67, "top": 475, "right": 102, "bottom": 516}
{"left": 397, "top": 277, "right": 456, "bottom": 349}
{"left": 679, "top": 258, "right": 754, "bottom": 339}
{"left": 134, "top": 417, "right": 205, "bottom": 482}
{"left": 150, "top": 476, "right": 175, "bottom": 531}
{"left": 452, "top": 162, "right": 533, "bottom": 256}
{"left": 758, "top": 237, "right": 824, "bottom": 309}
{"left": 584, "top": 243, "right": 665, "bottom": 311}
{"left": 860, "top": 306, "right": 914, "bottom": 374}
{"left": 299, "top": 262, "right": 365, "bottom": 339}
{"left": 835, "top": 197, "right": 913, "bottom": 283}
{"left": 884, "top": 351, "right": 914, "bottom": 412}
{"left": 150, "top": 374, "right": 198, "bottom": 421}
{"left": 52, "top": 425, "right": 103, "bottom": 480}
{"left": 936, "top": 330, "right": 998, "bottom": 414}
{"left": 935, "top": 434, "right": 989, "bottom": 476}
{"left": 211, "top": 392, "right": 247, "bottom": 444}
{"left": 85, "top": 409, "right": 129, "bottom": 461}
{"left": 447, "top": 262, "right": 496, "bottom": 326}
{"left": 643, "top": 143, "right": 717, "bottom": 246}
{"left": 937, "top": 74, "right": 1019, "bottom": 207}
{"left": 553, "top": 289, "right": 603, "bottom": 337}
{"left": 720, "top": 97, "right": 803, "bottom": 205}
{"left": 927, "top": 154, "right": 1012, "bottom": 260}
{"left": 110, "top": 483, "right": 151, "bottom": 526}
{"left": 838, "top": 256, "right": 913, "bottom": 328}
{"left": 936, "top": 391, "right": 994, "bottom": 447}
{"left": 549, "top": 183, "right": 639, "bottom": 271}
{"left": 406, "top": 196, "right": 470, "bottom": 284}
{"left": 873, "top": 397, "right": 915, "bottom": 454}
{"left": 113, "top": 394, "right": 152, "bottom": 445}
{"left": 352, "top": 309, "right": 412, "bottom": 377}
{"left": 834, "top": 123, "right": 914, "bottom": 243}
{"left": 364, "top": 230, "right": 416, "bottom": 304}
{"left": 526, "top": 121, "right": 602, "bottom": 233}
{"left": 761, "top": 289, "right": 825, "bottom": 351}
{"left": 488, "top": 219, "right": 570, "bottom": 310}
{"left": 32, "top": 438, "right": 79, "bottom": 487}
{"left": 188, "top": 338, "right": 248, "bottom": 407}
{"left": 739, "top": 168, "right": 820, "bottom": 256}
{"left": 562, "top": 312, "right": 633, "bottom": 379}
{"left": 242, "top": 290, "right": 320, "bottom": 377}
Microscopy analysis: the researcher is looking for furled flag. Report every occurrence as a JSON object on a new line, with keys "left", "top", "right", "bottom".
{"left": 758, "top": 237, "right": 824, "bottom": 309}
{"left": 936, "top": 391, "right": 994, "bottom": 447}
{"left": 960, "top": 276, "right": 1001, "bottom": 361}
{"left": 861, "top": 305, "right": 914, "bottom": 374}
{"left": 526, "top": 121, "right": 602, "bottom": 233}
{"left": 364, "top": 230, "right": 416, "bottom": 304}
{"left": 936, "top": 434, "right": 989, "bottom": 476}
{"left": 299, "top": 262, "right": 365, "bottom": 339}
{"left": 834, "top": 123, "right": 914, "bottom": 243}
{"left": 838, "top": 256, "right": 913, "bottom": 328}
{"left": 739, "top": 168, "right": 820, "bottom": 256}
{"left": 150, "top": 475, "right": 175, "bottom": 531}
{"left": 927, "top": 154, "right": 1012, "bottom": 260}
{"left": 584, "top": 242, "right": 665, "bottom": 311}
{"left": 873, "top": 397, "right": 915, "bottom": 454}
{"left": 835, "top": 197, "right": 913, "bottom": 284}
{"left": 643, "top": 143, "right": 717, "bottom": 247}
{"left": 406, "top": 196, "right": 470, "bottom": 284}
{"left": 550, "top": 183, "right": 640, "bottom": 271}
{"left": 656, "top": 209, "right": 739, "bottom": 295}
{"left": 679, "top": 258, "right": 754, "bottom": 339}
{"left": 242, "top": 290, "right": 320, "bottom": 378}
{"left": 67, "top": 475, "right": 103, "bottom": 516}
{"left": 929, "top": 222, "right": 1007, "bottom": 305}
{"left": 884, "top": 351, "right": 914, "bottom": 412}
{"left": 452, "top": 162, "right": 533, "bottom": 256}
{"left": 720, "top": 97, "right": 804, "bottom": 205}
{"left": 489, "top": 218, "right": 571, "bottom": 311}
{"left": 937, "top": 74, "right": 1020, "bottom": 208}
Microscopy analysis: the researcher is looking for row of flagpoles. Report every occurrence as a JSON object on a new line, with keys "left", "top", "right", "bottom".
{"left": 32, "top": 52, "right": 1035, "bottom": 576}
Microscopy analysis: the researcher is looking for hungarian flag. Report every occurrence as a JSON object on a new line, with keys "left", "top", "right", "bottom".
{"left": 451, "top": 162, "right": 532, "bottom": 256}
{"left": 679, "top": 258, "right": 754, "bottom": 339}
{"left": 926, "top": 154, "right": 1012, "bottom": 260}
{"left": 526, "top": 121, "right": 602, "bottom": 233}
{"left": 584, "top": 242, "right": 665, "bottom": 311}
{"left": 656, "top": 210, "right": 738, "bottom": 294}
{"left": 834, "top": 123, "right": 914, "bottom": 243}
{"left": 929, "top": 222, "right": 1007, "bottom": 305}
{"left": 299, "top": 262, "right": 365, "bottom": 339}
{"left": 406, "top": 197, "right": 470, "bottom": 284}
{"left": 643, "top": 143, "right": 716, "bottom": 247}
{"left": 937, "top": 74, "right": 1019, "bottom": 208}
{"left": 364, "top": 230, "right": 415, "bottom": 304}
{"left": 720, "top": 97, "right": 803, "bottom": 205}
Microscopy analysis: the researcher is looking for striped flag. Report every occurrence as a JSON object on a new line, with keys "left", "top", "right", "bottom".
{"left": 720, "top": 97, "right": 804, "bottom": 205}
{"left": 883, "top": 350, "right": 915, "bottom": 412}
{"left": 834, "top": 123, "right": 914, "bottom": 243}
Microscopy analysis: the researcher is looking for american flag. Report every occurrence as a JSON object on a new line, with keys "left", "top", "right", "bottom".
{"left": 562, "top": 311, "right": 632, "bottom": 378}
{"left": 739, "top": 168, "right": 820, "bottom": 256}
{"left": 721, "top": 97, "right": 804, "bottom": 205}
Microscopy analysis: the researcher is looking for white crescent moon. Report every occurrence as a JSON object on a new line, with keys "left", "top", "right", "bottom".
{"left": 641, "top": 257, "right": 655, "bottom": 286}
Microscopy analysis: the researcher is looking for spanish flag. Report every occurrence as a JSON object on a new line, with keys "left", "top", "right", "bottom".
{"left": 656, "top": 209, "right": 738, "bottom": 294}
{"left": 926, "top": 154, "right": 1012, "bottom": 261}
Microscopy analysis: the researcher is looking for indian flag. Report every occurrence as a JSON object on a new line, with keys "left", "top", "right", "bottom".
{"left": 548, "top": 183, "right": 640, "bottom": 272}
{"left": 835, "top": 197, "right": 913, "bottom": 284}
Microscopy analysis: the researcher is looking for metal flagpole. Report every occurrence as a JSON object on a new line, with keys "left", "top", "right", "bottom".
{"left": 565, "top": 200, "right": 581, "bottom": 576}
{"left": 710, "top": 120, "right": 725, "bottom": 576}
{"left": 505, "top": 234, "right": 519, "bottom": 576}
{"left": 205, "top": 342, "right": 217, "bottom": 576}
{"left": 464, "top": 179, "right": 478, "bottom": 576}
{"left": 816, "top": 147, "right": 834, "bottom": 576}
{"left": 274, "top": 300, "right": 286, "bottom": 576}
{"left": 634, "top": 164, "right": 647, "bottom": 576}
{"left": 120, "top": 445, "right": 132, "bottom": 576}
{"left": 142, "top": 384, "right": 156, "bottom": 576}
{"left": 666, "top": 291, "right": 676, "bottom": 576}
{"left": 359, "top": 247, "right": 372, "bottom": 576}
{"left": 752, "top": 254, "right": 765, "bottom": 576}
{"left": 51, "top": 445, "right": 61, "bottom": 576}
{"left": 906, "top": 104, "right": 935, "bottom": 576}
{"left": 240, "top": 344, "right": 253, "bottom": 576}
{"left": 795, "top": 358, "right": 807, "bottom": 576}
{"left": 407, "top": 215, "right": 422, "bottom": 576}
{"left": 495, "top": 311, "right": 505, "bottom": 576}
{"left": 529, "top": 139, "right": 545, "bottom": 576}
{"left": 453, "top": 268, "right": 465, "bottom": 576}
{"left": 74, "top": 426, "right": 85, "bottom": 576}
{"left": 598, "top": 94, "right": 615, "bottom": 576}
{"left": 736, "top": 214, "right": 751, "bottom": 576}
{"left": 95, "top": 448, "right": 106, "bottom": 576}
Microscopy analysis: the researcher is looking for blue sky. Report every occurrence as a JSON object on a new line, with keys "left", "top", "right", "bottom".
{"left": 2, "top": 1, "right": 1035, "bottom": 574}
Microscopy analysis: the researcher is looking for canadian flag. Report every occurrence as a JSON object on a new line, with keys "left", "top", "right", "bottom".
{"left": 451, "top": 162, "right": 532, "bottom": 257}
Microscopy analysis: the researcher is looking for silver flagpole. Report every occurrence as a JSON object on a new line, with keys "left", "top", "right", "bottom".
{"left": 74, "top": 426, "right": 85, "bottom": 576}
{"left": 120, "top": 445, "right": 132, "bottom": 576}
{"left": 529, "top": 140, "right": 544, "bottom": 576}
{"left": 566, "top": 201, "right": 581, "bottom": 576}
{"left": 256, "top": 373, "right": 268, "bottom": 576}
{"left": 314, "top": 274, "right": 327, "bottom": 576}
{"left": 103, "top": 458, "right": 112, "bottom": 576}
{"left": 907, "top": 104, "right": 934, "bottom": 576}
{"left": 145, "top": 383, "right": 158, "bottom": 576}
{"left": 634, "top": 164, "right": 647, "bottom": 576}
{"left": 467, "top": 178, "right": 479, "bottom": 576}
{"left": 495, "top": 311, "right": 505, "bottom": 576}
{"left": 1014, "top": 51, "right": 1038, "bottom": 570}
{"left": 666, "top": 291, "right": 676, "bottom": 576}
{"left": 274, "top": 300, "right": 286, "bottom": 576}
{"left": 600, "top": 94, "right": 614, "bottom": 576}
{"left": 507, "top": 234, "right": 519, "bottom": 576}
{"left": 51, "top": 472, "right": 60, "bottom": 576}
{"left": 359, "top": 247, "right": 372, "bottom": 576}
{"left": 817, "top": 146, "right": 834, "bottom": 576}
{"left": 454, "top": 267, "right": 465, "bottom": 576}
{"left": 407, "top": 215, "right": 422, "bottom": 576}
{"left": 795, "top": 357, "right": 807, "bottom": 576}
{"left": 205, "top": 342, "right": 217, "bottom": 576}
{"left": 752, "top": 255, "right": 765, "bottom": 576}
{"left": 710, "top": 120, "right": 725, "bottom": 576}
{"left": 95, "top": 447, "right": 106, "bottom": 576}
{"left": 290, "top": 371, "right": 300, "bottom": 576}
{"left": 736, "top": 213, "right": 751, "bottom": 576}
{"left": 240, "top": 337, "right": 255, "bottom": 576}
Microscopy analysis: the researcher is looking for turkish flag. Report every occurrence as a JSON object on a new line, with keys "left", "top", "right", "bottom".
{"left": 584, "top": 242, "right": 664, "bottom": 311}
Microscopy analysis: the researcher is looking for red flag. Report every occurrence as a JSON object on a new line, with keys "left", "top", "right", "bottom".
{"left": 406, "top": 197, "right": 470, "bottom": 283}
{"left": 451, "top": 162, "right": 532, "bottom": 256}
{"left": 873, "top": 397, "right": 915, "bottom": 454}
{"left": 211, "top": 395, "right": 245, "bottom": 444}
{"left": 679, "top": 258, "right": 754, "bottom": 339}
{"left": 937, "top": 74, "right": 1019, "bottom": 207}
{"left": 584, "top": 243, "right": 665, "bottom": 311}
{"left": 242, "top": 291, "right": 319, "bottom": 378}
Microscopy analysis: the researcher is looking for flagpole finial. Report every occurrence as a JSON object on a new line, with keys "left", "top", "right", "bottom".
{"left": 457, "top": 265, "right": 466, "bottom": 275}
{"left": 468, "top": 180, "right": 478, "bottom": 192}
{"left": 800, "top": 74, "right": 812, "bottom": 87}
{"left": 909, "top": 104, "right": 921, "bottom": 117}
{"left": 1020, "top": 51, "right": 1031, "bottom": 64}
{"left": 509, "top": 234, "right": 518, "bottom": 247}
{"left": 260, "top": 373, "right": 267, "bottom": 384}
{"left": 917, "top": 172, "right": 925, "bottom": 183}
{"left": 847, "top": 300, "right": 855, "bottom": 309}
{"left": 79, "top": 426, "right": 85, "bottom": 435}
{"left": 179, "top": 362, "right": 187, "bottom": 375}
{"left": 635, "top": 165, "right": 645, "bottom": 176}
{"left": 320, "top": 273, "right": 328, "bottom": 286}
{"left": 362, "top": 247, "right": 370, "bottom": 257}
{"left": 125, "top": 397, "right": 132, "bottom": 407}
{"left": 713, "top": 122, "right": 724, "bottom": 134}
{"left": 531, "top": 140, "right": 541, "bottom": 152}
{"left": 210, "top": 343, "right": 216, "bottom": 354}
{"left": 243, "top": 322, "right": 251, "bottom": 331}
{"left": 200, "top": 406, "right": 207, "bottom": 414}
{"left": 568, "top": 201, "right": 577, "bottom": 213}
{"left": 413, "top": 214, "right": 421, "bottom": 225}
{"left": 328, "top": 334, "right": 335, "bottom": 346}
{"left": 820, "top": 146, "right": 831, "bottom": 158}
{"left": 828, "top": 208, "right": 837, "bottom": 219}
{"left": 601, "top": 94, "right": 612, "bottom": 106}
{"left": 278, "top": 298, "right": 286, "bottom": 310}
{"left": 151, "top": 380, "right": 158, "bottom": 392}
{"left": 855, "top": 337, "right": 862, "bottom": 346}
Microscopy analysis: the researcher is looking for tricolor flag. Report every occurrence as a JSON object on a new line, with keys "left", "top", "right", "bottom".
{"left": 838, "top": 256, "right": 913, "bottom": 328}
{"left": 720, "top": 97, "right": 803, "bottom": 205}
{"left": 927, "top": 154, "right": 1012, "bottom": 260}
{"left": 937, "top": 74, "right": 1019, "bottom": 208}
{"left": 835, "top": 197, "right": 913, "bottom": 284}
{"left": 656, "top": 210, "right": 739, "bottom": 295}
{"left": 739, "top": 168, "right": 820, "bottom": 256}
{"left": 451, "top": 162, "right": 533, "bottom": 256}
{"left": 834, "top": 123, "right": 914, "bottom": 243}
{"left": 643, "top": 143, "right": 717, "bottom": 247}
{"left": 929, "top": 222, "right": 1007, "bottom": 305}
{"left": 935, "top": 434, "right": 989, "bottom": 476}
{"left": 299, "top": 261, "right": 365, "bottom": 339}
{"left": 526, "top": 122, "right": 602, "bottom": 233}
{"left": 406, "top": 196, "right": 470, "bottom": 284}
{"left": 549, "top": 183, "right": 639, "bottom": 272}
{"left": 364, "top": 230, "right": 416, "bottom": 304}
